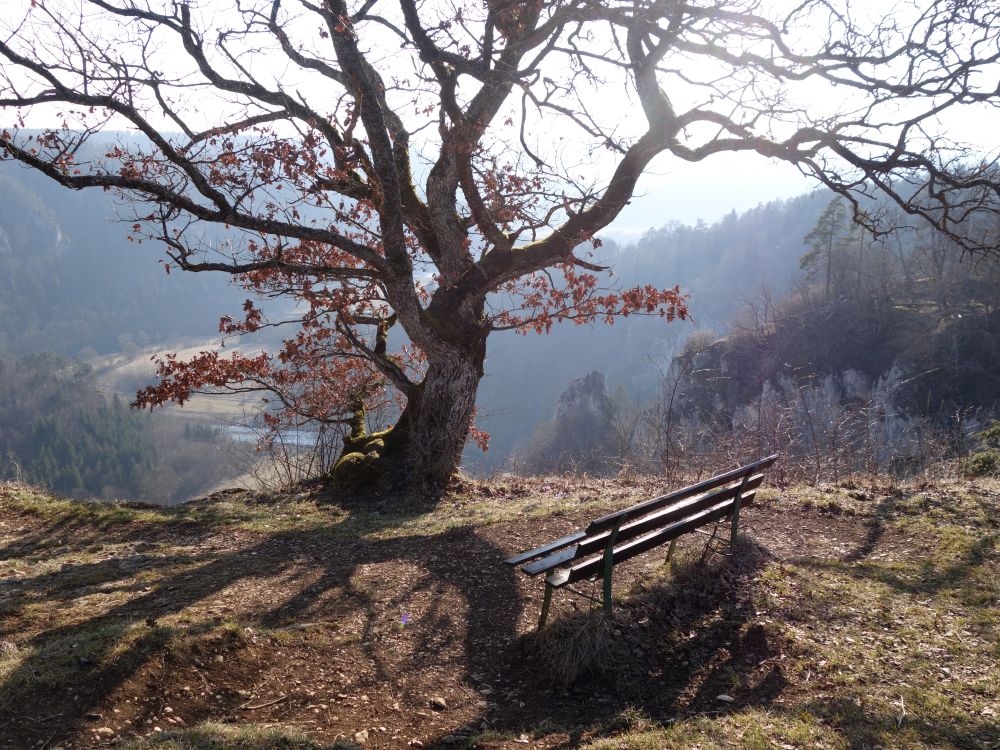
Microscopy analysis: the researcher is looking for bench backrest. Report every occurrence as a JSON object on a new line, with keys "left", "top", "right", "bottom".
{"left": 585, "top": 454, "right": 778, "bottom": 534}
{"left": 506, "top": 454, "right": 778, "bottom": 587}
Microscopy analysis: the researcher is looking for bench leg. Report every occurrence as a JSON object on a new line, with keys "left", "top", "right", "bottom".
{"left": 731, "top": 473, "right": 749, "bottom": 549}
{"left": 538, "top": 581, "right": 554, "bottom": 630}
{"left": 730, "top": 498, "right": 741, "bottom": 548}
{"left": 602, "top": 566, "right": 614, "bottom": 617}
{"left": 602, "top": 518, "right": 624, "bottom": 618}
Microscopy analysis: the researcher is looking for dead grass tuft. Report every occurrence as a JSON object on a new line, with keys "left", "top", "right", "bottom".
{"left": 526, "top": 610, "right": 630, "bottom": 687}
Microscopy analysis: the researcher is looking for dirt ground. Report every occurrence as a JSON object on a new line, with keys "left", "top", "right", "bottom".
{"left": 0, "top": 474, "right": 997, "bottom": 749}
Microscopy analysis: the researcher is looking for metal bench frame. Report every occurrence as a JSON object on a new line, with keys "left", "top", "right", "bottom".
{"left": 505, "top": 455, "right": 778, "bottom": 628}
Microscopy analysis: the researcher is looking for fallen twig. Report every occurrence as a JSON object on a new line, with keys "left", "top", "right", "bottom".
{"left": 192, "top": 667, "right": 211, "bottom": 691}
{"left": 239, "top": 694, "right": 288, "bottom": 710}
{"left": 24, "top": 713, "right": 63, "bottom": 724}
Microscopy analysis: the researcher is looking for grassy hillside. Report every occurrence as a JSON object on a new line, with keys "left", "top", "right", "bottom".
{"left": 0, "top": 474, "right": 997, "bottom": 749}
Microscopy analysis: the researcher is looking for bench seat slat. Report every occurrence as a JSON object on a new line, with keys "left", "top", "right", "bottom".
{"left": 548, "top": 497, "right": 741, "bottom": 588}
{"left": 503, "top": 529, "right": 587, "bottom": 566}
{"left": 586, "top": 453, "right": 777, "bottom": 534}
{"left": 521, "top": 545, "right": 578, "bottom": 576}
{"left": 517, "top": 480, "right": 760, "bottom": 578}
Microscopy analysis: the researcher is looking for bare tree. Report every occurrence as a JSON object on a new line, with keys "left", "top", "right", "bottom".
{"left": 1, "top": 0, "right": 998, "bottom": 499}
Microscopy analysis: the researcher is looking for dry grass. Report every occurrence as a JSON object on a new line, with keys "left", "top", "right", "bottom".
{"left": 119, "top": 723, "right": 356, "bottom": 749}
{"left": 526, "top": 611, "right": 629, "bottom": 688}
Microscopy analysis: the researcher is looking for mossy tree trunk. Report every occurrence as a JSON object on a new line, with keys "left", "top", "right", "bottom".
{"left": 333, "top": 299, "right": 488, "bottom": 500}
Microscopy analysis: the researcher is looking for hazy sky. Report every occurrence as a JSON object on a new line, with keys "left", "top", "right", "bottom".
{"left": 602, "top": 153, "right": 813, "bottom": 242}
{"left": 2, "top": 0, "right": 996, "bottom": 244}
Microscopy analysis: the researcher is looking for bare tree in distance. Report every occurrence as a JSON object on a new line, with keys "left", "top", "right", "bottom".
{"left": 1, "top": 0, "right": 998, "bottom": 500}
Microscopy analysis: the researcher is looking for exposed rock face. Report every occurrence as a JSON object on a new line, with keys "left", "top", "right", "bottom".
{"left": 524, "top": 370, "right": 616, "bottom": 473}
{"left": 554, "top": 370, "right": 612, "bottom": 425}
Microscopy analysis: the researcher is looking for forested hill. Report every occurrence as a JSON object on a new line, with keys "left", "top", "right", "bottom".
{"left": 1, "top": 153, "right": 830, "bottom": 470}
{"left": 475, "top": 190, "right": 832, "bottom": 468}
{"left": 0, "top": 152, "right": 864, "bottom": 478}
{"left": 498, "top": 193, "right": 1000, "bottom": 481}
{"left": 0, "top": 163, "right": 250, "bottom": 502}
{"left": 0, "top": 164, "right": 246, "bottom": 358}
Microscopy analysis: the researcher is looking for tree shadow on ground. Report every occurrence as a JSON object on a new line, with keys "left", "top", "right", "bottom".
{"left": 0, "top": 495, "right": 522, "bottom": 749}
{"left": 845, "top": 484, "right": 1000, "bottom": 566}
{"left": 843, "top": 491, "right": 900, "bottom": 563}
{"left": 809, "top": 533, "right": 997, "bottom": 599}
{"left": 799, "top": 488, "right": 999, "bottom": 615}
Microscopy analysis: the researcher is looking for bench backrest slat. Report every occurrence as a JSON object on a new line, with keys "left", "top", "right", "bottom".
{"left": 585, "top": 453, "right": 778, "bottom": 535}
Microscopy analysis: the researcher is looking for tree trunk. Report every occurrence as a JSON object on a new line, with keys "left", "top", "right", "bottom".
{"left": 333, "top": 341, "right": 486, "bottom": 501}
{"left": 400, "top": 344, "right": 486, "bottom": 490}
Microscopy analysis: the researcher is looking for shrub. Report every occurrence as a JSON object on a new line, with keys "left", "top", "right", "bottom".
{"left": 960, "top": 450, "right": 1000, "bottom": 478}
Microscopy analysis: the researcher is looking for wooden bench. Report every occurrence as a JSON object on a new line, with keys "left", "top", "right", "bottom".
{"left": 505, "top": 455, "right": 778, "bottom": 629}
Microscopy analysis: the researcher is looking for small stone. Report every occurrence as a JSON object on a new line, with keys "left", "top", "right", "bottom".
{"left": 213, "top": 654, "right": 224, "bottom": 663}
{"left": 354, "top": 729, "right": 369, "bottom": 744}
{"left": 430, "top": 695, "right": 447, "bottom": 711}
{"left": 96, "top": 728, "right": 114, "bottom": 736}
{"left": 716, "top": 694, "right": 735, "bottom": 703}
{"left": 163, "top": 707, "right": 173, "bottom": 713}
{"left": 408, "top": 741, "right": 424, "bottom": 748}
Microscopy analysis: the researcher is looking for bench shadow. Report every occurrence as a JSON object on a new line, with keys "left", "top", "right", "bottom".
{"left": 422, "top": 537, "right": 785, "bottom": 747}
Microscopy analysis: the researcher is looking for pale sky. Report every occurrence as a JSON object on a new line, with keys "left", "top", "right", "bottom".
{"left": 1, "top": 0, "right": 996, "bottom": 243}
{"left": 601, "top": 153, "right": 814, "bottom": 243}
